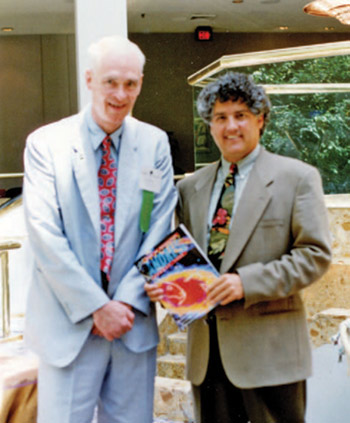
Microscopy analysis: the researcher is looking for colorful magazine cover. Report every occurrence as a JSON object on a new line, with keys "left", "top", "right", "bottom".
{"left": 135, "top": 224, "right": 219, "bottom": 329}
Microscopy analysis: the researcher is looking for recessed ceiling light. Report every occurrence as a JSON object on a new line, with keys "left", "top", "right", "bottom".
{"left": 1, "top": 27, "right": 14, "bottom": 32}
{"left": 279, "top": 26, "right": 289, "bottom": 30}
{"left": 324, "top": 26, "right": 335, "bottom": 30}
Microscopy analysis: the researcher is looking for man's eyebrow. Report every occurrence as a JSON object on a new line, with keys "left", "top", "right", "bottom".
{"left": 213, "top": 109, "right": 248, "bottom": 116}
{"left": 102, "top": 76, "right": 117, "bottom": 81}
{"left": 102, "top": 75, "right": 139, "bottom": 82}
{"left": 212, "top": 111, "right": 227, "bottom": 116}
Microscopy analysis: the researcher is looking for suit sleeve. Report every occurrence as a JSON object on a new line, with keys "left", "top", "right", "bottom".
{"left": 237, "top": 166, "right": 332, "bottom": 308}
{"left": 113, "top": 132, "right": 177, "bottom": 315}
{"left": 23, "top": 130, "right": 110, "bottom": 324}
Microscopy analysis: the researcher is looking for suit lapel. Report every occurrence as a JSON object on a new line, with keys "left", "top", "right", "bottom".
{"left": 71, "top": 113, "right": 100, "bottom": 238}
{"left": 189, "top": 163, "right": 219, "bottom": 251}
{"left": 114, "top": 117, "right": 139, "bottom": 248}
{"left": 221, "top": 149, "right": 273, "bottom": 274}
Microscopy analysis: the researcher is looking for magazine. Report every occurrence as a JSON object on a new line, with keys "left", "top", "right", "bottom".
{"left": 135, "top": 224, "right": 219, "bottom": 329}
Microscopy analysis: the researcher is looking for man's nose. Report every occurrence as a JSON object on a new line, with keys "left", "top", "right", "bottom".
{"left": 226, "top": 116, "right": 238, "bottom": 130}
{"left": 112, "top": 86, "right": 128, "bottom": 100}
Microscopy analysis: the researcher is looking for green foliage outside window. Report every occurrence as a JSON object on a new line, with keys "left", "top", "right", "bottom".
{"left": 262, "top": 92, "right": 350, "bottom": 194}
{"left": 247, "top": 55, "right": 350, "bottom": 84}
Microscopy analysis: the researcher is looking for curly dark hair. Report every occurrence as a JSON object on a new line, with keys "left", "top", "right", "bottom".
{"left": 196, "top": 72, "right": 271, "bottom": 134}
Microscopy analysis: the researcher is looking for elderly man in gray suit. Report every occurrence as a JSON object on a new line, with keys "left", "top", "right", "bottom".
{"left": 146, "top": 72, "right": 331, "bottom": 423}
{"left": 23, "top": 36, "right": 177, "bottom": 423}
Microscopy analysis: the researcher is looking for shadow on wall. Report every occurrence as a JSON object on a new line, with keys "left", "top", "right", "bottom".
{"left": 167, "top": 131, "right": 185, "bottom": 176}
{"left": 0, "top": 187, "right": 22, "bottom": 199}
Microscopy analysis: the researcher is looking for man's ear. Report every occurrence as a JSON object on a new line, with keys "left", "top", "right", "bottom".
{"left": 137, "top": 74, "right": 144, "bottom": 94}
{"left": 258, "top": 114, "right": 264, "bottom": 131}
{"left": 85, "top": 70, "right": 92, "bottom": 90}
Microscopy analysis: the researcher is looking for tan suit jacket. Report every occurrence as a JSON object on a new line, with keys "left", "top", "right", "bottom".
{"left": 177, "top": 147, "right": 332, "bottom": 389}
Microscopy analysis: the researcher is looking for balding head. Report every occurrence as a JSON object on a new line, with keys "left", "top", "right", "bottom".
{"left": 87, "top": 35, "right": 145, "bottom": 74}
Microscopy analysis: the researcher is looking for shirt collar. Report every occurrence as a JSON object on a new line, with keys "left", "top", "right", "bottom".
{"left": 85, "top": 104, "right": 123, "bottom": 152}
{"left": 220, "top": 144, "right": 261, "bottom": 176}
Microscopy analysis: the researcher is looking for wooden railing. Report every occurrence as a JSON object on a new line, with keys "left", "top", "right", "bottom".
{"left": 0, "top": 241, "right": 21, "bottom": 338}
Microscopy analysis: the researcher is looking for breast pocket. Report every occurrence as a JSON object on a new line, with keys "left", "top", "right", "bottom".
{"left": 249, "top": 218, "right": 288, "bottom": 262}
{"left": 259, "top": 218, "right": 284, "bottom": 228}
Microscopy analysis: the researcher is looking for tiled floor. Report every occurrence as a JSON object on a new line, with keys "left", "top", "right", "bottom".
{"left": 153, "top": 420, "right": 178, "bottom": 422}
{"left": 92, "top": 411, "right": 180, "bottom": 423}
{"left": 306, "top": 343, "right": 350, "bottom": 423}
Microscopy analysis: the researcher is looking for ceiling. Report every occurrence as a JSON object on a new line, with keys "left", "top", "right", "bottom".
{"left": 0, "top": 0, "right": 349, "bottom": 35}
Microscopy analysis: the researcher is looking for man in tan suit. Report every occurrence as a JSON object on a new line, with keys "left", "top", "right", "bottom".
{"left": 146, "top": 72, "right": 332, "bottom": 422}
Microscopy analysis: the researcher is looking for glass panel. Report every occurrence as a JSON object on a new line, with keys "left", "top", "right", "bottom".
{"left": 213, "top": 54, "right": 350, "bottom": 85}
{"left": 190, "top": 41, "right": 350, "bottom": 194}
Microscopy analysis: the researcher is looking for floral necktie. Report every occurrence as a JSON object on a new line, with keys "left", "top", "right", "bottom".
{"left": 98, "top": 135, "right": 117, "bottom": 280}
{"left": 208, "top": 163, "right": 237, "bottom": 270}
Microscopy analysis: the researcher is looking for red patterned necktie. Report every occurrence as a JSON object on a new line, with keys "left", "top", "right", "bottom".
{"left": 98, "top": 135, "right": 117, "bottom": 280}
{"left": 208, "top": 163, "right": 237, "bottom": 269}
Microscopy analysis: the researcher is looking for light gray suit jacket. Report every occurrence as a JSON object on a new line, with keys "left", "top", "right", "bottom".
{"left": 177, "top": 147, "right": 331, "bottom": 389}
{"left": 23, "top": 109, "right": 177, "bottom": 367}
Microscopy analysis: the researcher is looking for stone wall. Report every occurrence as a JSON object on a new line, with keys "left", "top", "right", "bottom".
{"left": 302, "top": 194, "right": 350, "bottom": 347}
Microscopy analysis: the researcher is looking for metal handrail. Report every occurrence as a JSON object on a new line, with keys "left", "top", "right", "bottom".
{"left": 0, "top": 173, "right": 24, "bottom": 179}
{"left": 0, "top": 241, "right": 21, "bottom": 338}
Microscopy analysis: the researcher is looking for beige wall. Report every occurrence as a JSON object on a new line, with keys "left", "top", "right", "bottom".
{"left": 0, "top": 34, "right": 76, "bottom": 190}
{"left": 0, "top": 32, "right": 349, "bottom": 191}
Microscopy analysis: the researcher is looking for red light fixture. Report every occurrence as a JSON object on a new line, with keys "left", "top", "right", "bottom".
{"left": 195, "top": 26, "right": 213, "bottom": 41}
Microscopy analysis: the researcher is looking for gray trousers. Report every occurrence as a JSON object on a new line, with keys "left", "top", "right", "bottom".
{"left": 37, "top": 334, "right": 157, "bottom": 423}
